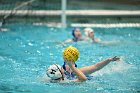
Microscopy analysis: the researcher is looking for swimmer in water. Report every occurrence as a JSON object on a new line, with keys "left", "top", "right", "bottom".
{"left": 84, "top": 28, "right": 101, "bottom": 43}
{"left": 0, "top": 22, "right": 8, "bottom": 32}
{"left": 84, "top": 28, "right": 121, "bottom": 45}
{"left": 65, "top": 28, "right": 84, "bottom": 43}
{"left": 0, "top": 23, "right": 3, "bottom": 31}
{"left": 46, "top": 56, "right": 120, "bottom": 82}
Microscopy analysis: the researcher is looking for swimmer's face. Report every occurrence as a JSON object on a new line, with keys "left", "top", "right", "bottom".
{"left": 89, "top": 32, "right": 94, "bottom": 38}
{"left": 74, "top": 28, "right": 82, "bottom": 38}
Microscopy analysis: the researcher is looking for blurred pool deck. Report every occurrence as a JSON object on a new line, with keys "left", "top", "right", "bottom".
{"left": 0, "top": 10, "right": 140, "bottom": 17}
{"left": 1, "top": 10, "right": 140, "bottom": 28}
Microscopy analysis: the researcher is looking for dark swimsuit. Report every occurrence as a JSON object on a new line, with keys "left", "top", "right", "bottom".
{"left": 72, "top": 38, "right": 78, "bottom": 42}
{"left": 62, "top": 62, "right": 77, "bottom": 80}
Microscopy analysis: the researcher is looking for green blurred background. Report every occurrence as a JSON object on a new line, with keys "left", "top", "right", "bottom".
{"left": 0, "top": 0, "right": 140, "bottom": 10}
{"left": 0, "top": 0, "right": 140, "bottom": 27}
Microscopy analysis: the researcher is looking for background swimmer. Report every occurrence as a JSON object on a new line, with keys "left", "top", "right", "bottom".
{"left": 65, "top": 28, "right": 84, "bottom": 43}
{"left": 84, "top": 28, "right": 121, "bottom": 46}
{"left": 84, "top": 28, "right": 101, "bottom": 43}
{"left": 0, "top": 22, "right": 8, "bottom": 32}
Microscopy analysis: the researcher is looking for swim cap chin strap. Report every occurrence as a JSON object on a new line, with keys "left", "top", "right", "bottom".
{"left": 54, "top": 64, "right": 64, "bottom": 80}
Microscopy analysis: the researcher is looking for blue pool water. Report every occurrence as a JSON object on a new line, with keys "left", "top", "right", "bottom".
{"left": 0, "top": 24, "right": 140, "bottom": 93}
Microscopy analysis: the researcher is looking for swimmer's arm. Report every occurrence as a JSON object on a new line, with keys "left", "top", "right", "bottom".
{"left": 57, "top": 41, "right": 66, "bottom": 47}
{"left": 79, "top": 56, "right": 120, "bottom": 75}
{"left": 67, "top": 61, "right": 87, "bottom": 82}
{"left": 94, "top": 38, "right": 101, "bottom": 43}
{"left": 93, "top": 56, "right": 120, "bottom": 70}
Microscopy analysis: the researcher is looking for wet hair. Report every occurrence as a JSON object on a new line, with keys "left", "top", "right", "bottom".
{"left": 72, "top": 28, "right": 80, "bottom": 37}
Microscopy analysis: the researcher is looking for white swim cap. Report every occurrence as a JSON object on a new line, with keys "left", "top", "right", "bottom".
{"left": 46, "top": 64, "right": 63, "bottom": 80}
{"left": 84, "top": 28, "right": 94, "bottom": 36}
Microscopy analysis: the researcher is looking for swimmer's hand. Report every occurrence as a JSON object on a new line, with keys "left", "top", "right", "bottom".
{"left": 109, "top": 56, "right": 120, "bottom": 61}
{"left": 95, "top": 38, "right": 101, "bottom": 42}
{"left": 66, "top": 61, "right": 74, "bottom": 67}
{"left": 66, "top": 61, "right": 87, "bottom": 82}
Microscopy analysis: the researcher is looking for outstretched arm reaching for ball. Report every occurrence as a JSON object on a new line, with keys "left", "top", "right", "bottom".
{"left": 79, "top": 56, "right": 120, "bottom": 75}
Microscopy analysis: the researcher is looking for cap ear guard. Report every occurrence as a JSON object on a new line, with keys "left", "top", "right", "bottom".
{"left": 54, "top": 64, "right": 64, "bottom": 80}
{"left": 46, "top": 64, "right": 64, "bottom": 80}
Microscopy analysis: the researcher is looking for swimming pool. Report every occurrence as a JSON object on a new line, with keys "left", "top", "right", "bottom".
{"left": 0, "top": 23, "right": 140, "bottom": 93}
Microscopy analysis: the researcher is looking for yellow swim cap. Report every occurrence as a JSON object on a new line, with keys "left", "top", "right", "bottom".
{"left": 63, "top": 46, "right": 79, "bottom": 62}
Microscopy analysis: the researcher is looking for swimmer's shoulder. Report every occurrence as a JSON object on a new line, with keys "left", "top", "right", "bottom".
{"left": 97, "top": 38, "right": 101, "bottom": 42}
{"left": 65, "top": 39, "right": 73, "bottom": 43}
{"left": 94, "top": 38, "right": 101, "bottom": 43}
